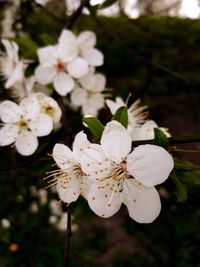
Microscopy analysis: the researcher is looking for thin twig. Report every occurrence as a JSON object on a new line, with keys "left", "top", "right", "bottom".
{"left": 64, "top": 204, "right": 73, "bottom": 267}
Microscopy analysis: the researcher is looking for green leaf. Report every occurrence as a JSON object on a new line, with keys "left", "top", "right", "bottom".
{"left": 14, "top": 37, "right": 38, "bottom": 60}
{"left": 39, "top": 34, "right": 56, "bottom": 45}
{"left": 83, "top": 116, "right": 105, "bottom": 140}
{"left": 153, "top": 128, "right": 169, "bottom": 150}
{"left": 112, "top": 106, "right": 128, "bottom": 128}
{"left": 174, "top": 157, "right": 200, "bottom": 171}
{"left": 170, "top": 170, "right": 188, "bottom": 202}
{"left": 99, "top": 0, "right": 118, "bottom": 9}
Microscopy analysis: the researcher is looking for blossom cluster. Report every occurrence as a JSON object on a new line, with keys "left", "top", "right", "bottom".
{"left": 52, "top": 120, "right": 174, "bottom": 223}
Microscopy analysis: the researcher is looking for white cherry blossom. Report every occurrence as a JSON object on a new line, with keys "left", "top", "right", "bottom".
{"left": 70, "top": 71, "right": 106, "bottom": 116}
{"left": 0, "top": 96, "right": 53, "bottom": 156}
{"left": 59, "top": 30, "right": 104, "bottom": 68}
{"left": 35, "top": 0, "right": 49, "bottom": 5}
{"left": 35, "top": 92, "right": 62, "bottom": 124}
{"left": 51, "top": 132, "right": 92, "bottom": 204}
{"left": 0, "top": 40, "right": 24, "bottom": 88}
{"left": 80, "top": 121, "right": 174, "bottom": 223}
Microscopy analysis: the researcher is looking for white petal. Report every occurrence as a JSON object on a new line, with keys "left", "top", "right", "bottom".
{"left": 82, "top": 48, "right": 104, "bottom": 67}
{"left": 57, "top": 176, "right": 80, "bottom": 204}
{"left": 58, "top": 29, "right": 76, "bottom": 44}
{"left": 5, "top": 61, "right": 24, "bottom": 88}
{"left": 53, "top": 143, "right": 74, "bottom": 171}
{"left": 0, "top": 101, "right": 22, "bottom": 123}
{"left": 28, "top": 113, "right": 53, "bottom": 137}
{"left": 35, "top": 65, "right": 56, "bottom": 85}
{"left": 123, "top": 179, "right": 161, "bottom": 223}
{"left": 106, "top": 97, "right": 126, "bottom": 115}
{"left": 70, "top": 87, "right": 87, "bottom": 106}
{"left": 15, "top": 130, "right": 38, "bottom": 156}
{"left": 37, "top": 46, "right": 58, "bottom": 65}
{"left": 0, "top": 124, "right": 19, "bottom": 146}
{"left": 58, "top": 39, "right": 78, "bottom": 63}
{"left": 81, "top": 177, "right": 94, "bottom": 200}
{"left": 67, "top": 57, "right": 88, "bottom": 78}
{"left": 53, "top": 72, "right": 75, "bottom": 96}
{"left": 72, "top": 131, "right": 91, "bottom": 162}
{"left": 79, "top": 72, "right": 106, "bottom": 92}
{"left": 101, "top": 121, "right": 132, "bottom": 162}
{"left": 20, "top": 96, "right": 40, "bottom": 121}
{"left": 82, "top": 94, "right": 105, "bottom": 116}
{"left": 126, "top": 144, "right": 174, "bottom": 187}
{"left": 87, "top": 181, "right": 122, "bottom": 218}
{"left": 77, "top": 31, "right": 96, "bottom": 51}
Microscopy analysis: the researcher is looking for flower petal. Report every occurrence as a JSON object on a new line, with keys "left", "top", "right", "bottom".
{"left": 82, "top": 48, "right": 104, "bottom": 67}
{"left": 72, "top": 131, "right": 91, "bottom": 162}
{"left": 106, "top": 97, "right": 125, "bottom": 115}
{"left": 87, "top": 181, "right": 122, "bottom": 218}
{"left": 15, "top": 130, "right": 38, "bottom": 156}
{"left": 5, "top": 61, "right": 24, "bottom": 88}
{"left": 28, "top": 113, "right": 53, "bottom": 137}
{"left": 82, "top": 93, "right": 104, "bottom": 116}
{"left": 101, "top": 121, "right": 132, "bottom": 162}
{"left": 67, "top": 57, "right": 88, "bottom": 78}
{"left": 37, "top": 46, "right": 58, "bottom": 65}
{"left": 0, "top": 124, "right": 19, "bottom": 146}
{"left": 0, "top": 100, "right": 22, "bottom": 123}
{"left": 58, "top": 29, "right": 76, "bottom": 44}
{"left": 20, "top": 96, "right": 40, "bottom": 121}
{"left": 70, "top": 87, "right": 87, "bottom": 106}
{"left": 126, "top": 144, "right": 174, "bottom": 187}
{"left": 58, "top": 39, "right": 78, "bottom": 63}
{"left": 79, "top": 72, "right": 106, "bottom": 92}
{"left": 57, "top": 175, "right": 80, "bottom": 204}
{"left": 53, "top": 143, "right": 74, "bottom": 171}
{"left": 123, "top": 179, "right": 161, "bottom": 223}
{"left": 53, "top": 72, "right": 75, "bottom": 96}
{"left": 77, "top": 31, "right": 97, "bottom": 51}
{"left": 35, "top": 65, "right": 57, "bottom": 85}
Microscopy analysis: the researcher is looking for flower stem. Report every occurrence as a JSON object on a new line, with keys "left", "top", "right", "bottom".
{"left": 64, "top": 203, "right": 73, "bottom": 267}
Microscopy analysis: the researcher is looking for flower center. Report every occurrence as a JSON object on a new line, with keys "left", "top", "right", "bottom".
{"left": 56, "top": 61, "right": 65, "bottom": 72}
{"left": 44, "top": 106, "right": 54, "bottom": 116}
{"left": 17, "top": 119, "right": 28, "bottom": 129}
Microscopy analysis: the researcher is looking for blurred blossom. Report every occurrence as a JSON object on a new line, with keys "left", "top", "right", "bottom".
{"left": 30, "top": 202, "right": 39, "bottom": 213}
{"left": 49, "top": 199, "right": 62, "bottom": 216}
{"left": 48, "top": 215, "right": 58, "bottom": 224}
{"left": 1, "top": 218, "right": 11, "bottom": 228}
{"left": 38, "top": 189, "right": 48, "bottom": 205}
{"left": 35, "top": 0, "right": 49, "bottom": 6}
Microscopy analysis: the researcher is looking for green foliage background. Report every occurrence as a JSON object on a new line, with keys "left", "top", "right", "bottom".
{"left": 0, "top": 2, "right": 200, "bottom": 266}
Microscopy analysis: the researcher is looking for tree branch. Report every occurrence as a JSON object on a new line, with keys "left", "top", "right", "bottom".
{"left": 64, "top": 204, "right": 73, "bottom": 267}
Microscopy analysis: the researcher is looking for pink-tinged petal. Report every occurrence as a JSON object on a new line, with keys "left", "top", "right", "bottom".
{"left": 53, "top": 72, "right": 75, "bottom": 96}
{"left": 57, "top": 176, "right": 80, "bottom": 203}
{"left": 53, "top": 143, "right": 74, "bottom": 171}
{"left": 20, "top": 96, "right": 40, "bottom": 121}
{"left": 82, "top": 48, "right": 104, "bottom": 67}
{"left": 0, "top": 124, "right": 19, "bottom": 146}
{"left": 67, "top": 57, "right": 88, "bottom": 78}
{"left": 15, "top": 130, "right": 38, "bottom": 156}
{"left": 70, "top": 87, "right": 87, "bottom": 106}
{"left": 123, "top": 179, "right": 161, "bottom": 223}
{"left": 37, "top": 46, "right": 58, "bottom": 65}
{"left": 58, "top": 29, "right": 76, "bottom": 44}
{"left": 28, "top": 113, "right": 53, "bottom": 137}
{"left": 87, "top": 181, "right": 122, "bottom": 218}
{"left": 126, "top": 144, "right": 174, "bottom": 187}
{"left": 106, "top": 97, "right": 126, "bottom": 115}
{"left": 72, "top": 131, "right": 91, "bottom": 162}
{"left": 35, "top": 65, "right": 56, "bottom": 85}
{"left": 77, "top": 31, "right": 96, "bottom": 51}
{"left": 101, "top": 121, "right": 132, "bottom": 162}
{"left": 0, "top": 101, "right": 22, "bottom": 123}
{"left": 58, "top": 39, "right": 78, "bottom": 63}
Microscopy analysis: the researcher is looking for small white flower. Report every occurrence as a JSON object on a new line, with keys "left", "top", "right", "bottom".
{"left": 0, "top": 40, "right": 24, "bottom": 88}
{"left": 35, "top": 44, "right": 78, "bottom": 96}
{"left": 10, "top": 76, "right": 35, "bottom": 100}
{"left": 51, "top": 131, "right": 92, "bottom": 204}
{"left": 35, "top": 92, "right": 62, "bottom": 124}
{"left": 0, "top": 96, "right": 53, "bottom": 156}
{"left": 131, "top": 120, "right": 171, "bottom": 141}
{"left": 59, "top": 30, "right": 104, "bottom": 68}
{"left": 30, "top": 202, "right": 39, "bottom": 213}
{"left": 71, "top": 71, "right": 106, "bottom": 116}
{"left": 80, "top": 121, "right": 174, "bottom": 223}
